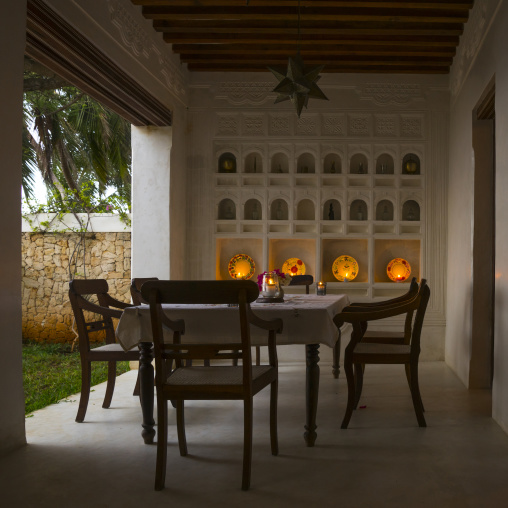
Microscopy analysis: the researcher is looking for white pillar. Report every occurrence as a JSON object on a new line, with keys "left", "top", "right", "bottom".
{"left": 131, "top": 126, "right": 172, "bottom": 279}
{"left": 0, "top": 1, "right": 27, "bottom": 452}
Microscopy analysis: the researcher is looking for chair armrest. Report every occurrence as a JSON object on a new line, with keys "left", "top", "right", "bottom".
{"left": 100, "top": 293, "right": 133, "bottom": 310}
{"left": 247, "top": 306, "right": 283, "bottom": 333}
{"left": 77, "top": 295, "right": 124, "bottom": 319}
{"left": 161, "top": 314, "right": 185, "bottom": 334}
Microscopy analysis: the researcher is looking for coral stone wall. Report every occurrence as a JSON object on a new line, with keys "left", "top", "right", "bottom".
{"left": 22, "top": 232, "right": 131, "bottom": 343}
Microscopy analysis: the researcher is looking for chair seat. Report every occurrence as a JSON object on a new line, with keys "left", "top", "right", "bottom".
{"left": 88, "top": 343, "right": 140, "bottom": 360}
{"left": 166, "top": 365, "right": 273, "bottom": 386}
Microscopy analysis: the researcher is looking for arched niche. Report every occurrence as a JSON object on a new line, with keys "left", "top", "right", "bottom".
{"left": 270, "top": 199, "right": 289, "bottom": 220}
{"left": 402, "top": 200, "right": 420, "bottom": 221}
{"left": 350, "top": 199, "right": 368, "bottom": 221}
{"left": 323, "top": 153, "right": 342, "bottom": 174}
{"left": 376, "top": 200, "right": 394, "bottom": 221}
{"left": 218, "top": 198, "right": 236, "bottom": 220}
{"left": 376, "top": 153, "right": 395, "bottom": 174}
{"left": 402, "top": 153, "right": 421, "bottom": 175}
{"left": 297, "top": 152, "right": 315, "bottom": 173}
{"left": 349, "top": 153, "right": 368, "bottom": 174}
{"left": 296, "top": 199, "right": 315, "bottom": 220}
{"left": 218, "top": 152, "right": 236, "bottom": 173}
{"left": 323, "top": 199, "right": 341, "bottom": 220}
{"left": 270, "top": 152, "right": 289, "bottom": 173}
{"left": 244, "top": 152, "right": 262, "bottom": 173}
{"left": 244, "top": 199, "right": 262, "bottom": 220}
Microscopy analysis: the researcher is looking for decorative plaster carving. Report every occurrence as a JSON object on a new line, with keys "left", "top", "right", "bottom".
{"left": 242, "top": 115, "right": 265, "bottom": 136}
{"left": 348, "top": 114, "right": 371, "bottom": 136}
{"left": 359, "top": 83, "right": 422, "bottom": 105}
{"left": 217, "top": 82, "right": 274, "bottom": 105}
{"left": 322, "top": 114, "right": 345, "bottom": 136}
{"left": 216, "top": 115, "right": 240, "bottom": 136}
{"left": 374, "top": 115, "right": 397, "bottom": 137}
{"left": 401, "top": 116, "right": 423, "bottom": 138}
{"left": 296, "top": 116, "right": 318, "bottom": 136}
{"left": 450, "top": 0, "right": 499, "bottom": 98}
{"left": 269, "top": 115, "right": 291, "bottom": 136}
{"left": 107, "top": 0, "right": 186, "bottom": 98}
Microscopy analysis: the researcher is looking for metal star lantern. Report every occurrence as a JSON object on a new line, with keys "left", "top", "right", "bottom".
{"left": 268, "top": 52, "right": 329, "bottom": 118}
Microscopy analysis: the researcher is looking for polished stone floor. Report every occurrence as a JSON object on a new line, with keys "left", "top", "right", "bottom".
{"left": 2, "top": 361, "right": 508, "bottom": 507}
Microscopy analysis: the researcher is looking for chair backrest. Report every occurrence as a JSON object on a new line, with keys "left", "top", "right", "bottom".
{"left": 141, "top": 280, "right": 260, "bottom": 382}
{"left": 68, "top": 279, "right": 122, "bottom": 353}
{"left": 130, "top": 277, "right": 159, "bottom": 305}
{"left": 336, "top": 280, "right": 430, "bottom": 355}
{"left": 289, "top": 275, "right": 314, "bottom": 294}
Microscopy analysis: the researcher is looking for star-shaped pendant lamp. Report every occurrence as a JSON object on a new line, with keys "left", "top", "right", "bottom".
{"left": 268, "top": 0, "right": 328, "bottom": 118}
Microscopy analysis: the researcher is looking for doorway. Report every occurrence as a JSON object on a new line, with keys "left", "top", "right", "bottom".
{"left": 470, "top": 76, "right": 496, "bottom": 388}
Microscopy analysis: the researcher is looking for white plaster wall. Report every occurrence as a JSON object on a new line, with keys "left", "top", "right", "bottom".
{"left": 0, "top": 0, "right": 27, "bottom": 453}
{"left": 22, "top": 213, "right": 131, "bottom": 233}
{"left": 446, "top": 0, "right": 508, "bottom": 431}
{"left": 185, "top": 72, "right": 449, "bottom": 362}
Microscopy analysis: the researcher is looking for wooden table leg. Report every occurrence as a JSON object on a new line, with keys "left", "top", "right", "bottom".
{"left": 332, "top": 328, "right": 341, "bottom": 379}
{"left": 138, "top": 342, "right": 155, "bottom": 444}
{"left": 304, "top": 343, "right": 320, "bottom": 447}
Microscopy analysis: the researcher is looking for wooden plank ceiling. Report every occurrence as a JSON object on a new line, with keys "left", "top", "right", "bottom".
{"left": 131, "top": 0, "right": 474, "bottom": 73}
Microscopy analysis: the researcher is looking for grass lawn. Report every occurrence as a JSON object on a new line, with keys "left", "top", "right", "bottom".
{"left": 22, "top": 341, "right": 131, "bottom": 416}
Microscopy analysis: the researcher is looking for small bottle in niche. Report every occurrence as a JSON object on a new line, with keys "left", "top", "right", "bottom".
{"left": 358, "top": 162, "right": 364, "bottom": 174}
{"left": 330, "top": 161, "right": 336, "bottom": 173}
{"left": 382, "top": 205, "right": 389, "bottom": 221}
{"left": 380, "top": 164, "right": 386, "bottom": 174}
{"left": 278, "top": 163, "right": 283, "bottom": 173}
{"left": 253, "top": 156, "right": 257, "bottom": 173}
{"left": 224, "top": 205, "right": 234, "bottom": 220}
{"left": 275, "top": 202, "right": 283, "bottom": 220}
{"left": 328, "top": 203, "right": 335, "bottom": 220}
{"left": 407, "top": 206, "right": 416, "bottom": 221}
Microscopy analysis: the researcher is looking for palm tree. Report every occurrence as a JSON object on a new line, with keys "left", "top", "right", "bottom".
{"left": 22, "top": 57, "right": 131, "bottom": 211}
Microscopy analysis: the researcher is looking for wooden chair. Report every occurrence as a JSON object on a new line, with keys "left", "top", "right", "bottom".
{"left": 333, "top": 277, "right": 419, "bottom": 378}
{"left": 130, "top": 277, "right": 158, "bottom": 305}
{"left": 68, "top": 279, "right": 140, "bottom": 423}
{"left": 141, "top": 279, "right": 282, "bottom": 491}
{"left": 334, "top": 281, "right": 430, "bottom": 429}
{"left": 288, "top": 274, "right": 313, "bottom": 294}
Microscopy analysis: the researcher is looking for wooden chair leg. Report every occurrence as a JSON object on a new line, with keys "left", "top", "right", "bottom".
{"left": 408, "top": 362, "right": 426, "bottom": 427}
{"left": 341, "top": 354, "right": 356, "bottom": 429}
{"left": 332, "top": 333, "right": 341, "bottom": 379}
{"left": 176, "top": 400, "right": 188, "bottom": 456}
{"left": 405, "top": 363, "right": 424, "bottom": 412}
{"left": 102, "top": 360, "right": 116, "bottom": 408}
{"left": 132, "top": 370, "right": 140, "bottom": 396}
{"left": 255, "top": 346, "right": 261, "bottom": 366}
{"left": 76, "top": 360, "right": 91, "bottom": 423}
{"left": 353, "top": 363, "right": 364, "bottom": 409}
{"left": 154, "top": 397, "right": 168, "bottom": 491}
{"left": 270, "top": 379, "right": 279, "bottom": 456}
{"left": 242, "top": 397, "right": 253, "bottom": 491}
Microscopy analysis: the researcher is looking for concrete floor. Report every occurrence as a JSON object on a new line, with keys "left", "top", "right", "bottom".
{"left": 2, "top": 361, "right": 508, "bottom": 508}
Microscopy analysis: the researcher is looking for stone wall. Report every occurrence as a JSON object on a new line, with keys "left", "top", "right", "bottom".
{"left": 22, "top": 231, "right": 131, "bottom": 343}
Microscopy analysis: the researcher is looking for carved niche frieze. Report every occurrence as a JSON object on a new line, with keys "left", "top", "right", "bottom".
{"left": 400, "top": 115, "right": 424, "bottom": 138}
{"left": 374, "top": 115, "right": 397, "bottom": 137}
{"left": 217, "top": 82, "right": 274, "bottom": 105}
{"left": 322, "top": 114, "right": 345, "bottom": 136}
{"left": 348, "top": 114, "right": 371, "bottom": 137}
{"left": 359, "top": 83, "right": 423, "bottom": 106}
{"left": 296, "top": 116, "right": 318, "bottom": 136}
{"left": 216, "top": 114, "right": 240, "bottom": 136}
{"left": 242, "top": 115, "right": 265, "bottom": 136}
{"left": 269, "top": 115, "right": 292, "bottom": 136}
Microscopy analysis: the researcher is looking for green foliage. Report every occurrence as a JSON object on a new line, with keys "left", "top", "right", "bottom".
{"left": 22, "top": 341, "right": 131, "bottom": 416}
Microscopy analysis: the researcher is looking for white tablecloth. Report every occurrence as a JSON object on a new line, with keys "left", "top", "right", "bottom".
{"left": 116, "top": 294, "right": 350, "bottom": 351}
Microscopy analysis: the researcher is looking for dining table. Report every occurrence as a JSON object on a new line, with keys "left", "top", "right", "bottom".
{"left": 115, "top": 293, "right": 350, "bottom": 447}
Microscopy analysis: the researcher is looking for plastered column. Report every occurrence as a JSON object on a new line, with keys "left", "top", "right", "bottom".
{"left": 0, "top": 1, "right": 27, "bottom": 452}
{"left": 131, "top": 126, "right": 172, "bottom": 279}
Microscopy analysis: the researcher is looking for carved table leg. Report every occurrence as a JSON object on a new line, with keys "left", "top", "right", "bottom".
{"left": 138, "top": 342, "right": 155, "bottom": 444}
{"left": 332, "top": 328, "right": 341, "bottom": 379}
{"left": 304, "top": 343, "right": 320, "bottom": 447}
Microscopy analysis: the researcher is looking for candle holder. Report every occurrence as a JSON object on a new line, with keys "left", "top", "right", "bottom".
{"left": 316, "top": 281, "right": 327, "bottom": 295}
{"left": 258, "top": 271, "right": 284, "bottom": 303}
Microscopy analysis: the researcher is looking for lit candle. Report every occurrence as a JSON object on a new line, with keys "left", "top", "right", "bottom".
{"left": 344, "top": 272, "right": 349, "bottom": 282}
{"left": 265, "top": 282, "right": 277, "bottom": 297}
{"left": 317, "top": 281, "right": 326, "bottom": 295}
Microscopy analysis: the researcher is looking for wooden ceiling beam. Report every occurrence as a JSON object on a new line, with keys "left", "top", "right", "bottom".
{"left": 142, "top": 6, "right": 469, "bottom": 23}
{"left": 133, "top": 1, "right": 473, "bottom": 9}
{"left": 174, "top": 45, "right": 456, "bottom": 57}
{"left": 164, "top": 33, "right": 460, "bottom": 46}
